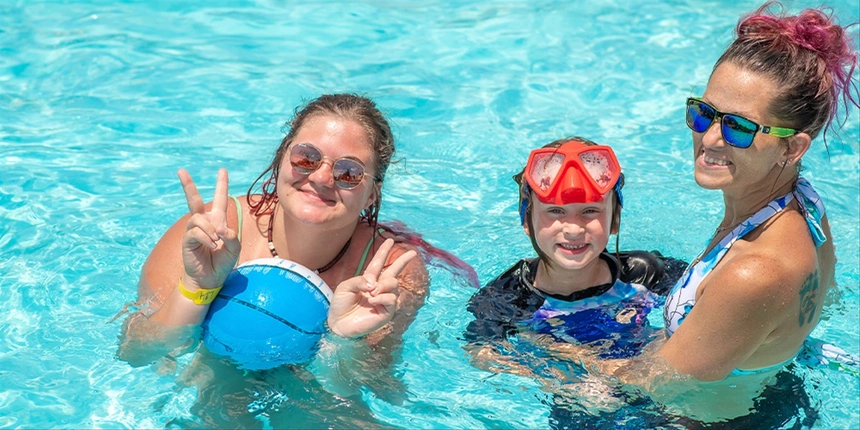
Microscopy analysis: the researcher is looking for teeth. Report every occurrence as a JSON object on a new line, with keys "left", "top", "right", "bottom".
{"left": 559, "top": 243, "right": 586, "bottom": 250}
{"left": 703, "top": 154, "right": 731, "bottom": 166}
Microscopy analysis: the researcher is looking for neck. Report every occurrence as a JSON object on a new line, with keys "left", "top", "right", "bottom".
{"left": 720, "top": 170, "right": 796, "bottom": 230}
{"left": 270, "top": 207, "right": 357, "bottom": 271}
{"left": 534, "top": 256, "right": 611, "bottom": 296}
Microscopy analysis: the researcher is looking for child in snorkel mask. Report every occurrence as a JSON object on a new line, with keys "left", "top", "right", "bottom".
{"left": 464, "top": 137, "right": 679, "bottom": 367}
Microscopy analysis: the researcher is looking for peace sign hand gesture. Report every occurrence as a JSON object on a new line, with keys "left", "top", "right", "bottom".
{"left": 178, "top": 168, "right": 242, "bottom": 291}
{"left": 327, "top": 239, "right": 417, "bottom": 338}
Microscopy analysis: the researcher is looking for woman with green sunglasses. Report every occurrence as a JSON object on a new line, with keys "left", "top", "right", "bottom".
{"left": 561, "top": 1, "right": 859, "bottom": 424}
{"left": 660, "top": 1, "right": 858, "bottom": 383}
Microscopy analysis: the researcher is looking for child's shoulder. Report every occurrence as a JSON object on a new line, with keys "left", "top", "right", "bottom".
{"left": 469, "top": 258, "right": 542, "bottom": 308}
{"left": 484, "top": 258, "right": 537, "bottom": 288}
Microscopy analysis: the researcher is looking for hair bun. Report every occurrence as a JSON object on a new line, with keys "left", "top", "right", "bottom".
{"left": 738, "top": 5, "right": 854, "bottom": 73}
{"left": 788, "top": 10, "right": 851, "bottom": 66}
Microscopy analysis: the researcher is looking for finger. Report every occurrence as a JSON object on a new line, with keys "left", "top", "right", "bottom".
{"left": 187, "top": 213, "right": 220, "bottom": 243}
{"left": 367, "top": 292, "right": 398, "bottom": 310}
{"left": 184, "top": 225, "right": 219, "bottom": 250}
{"left": 371, "top": 277, "right": 400, "bottom": 297}
{"left": 178, "top": 169, "right": 205, "bottom": 215}
{"left": 362, "top": 238, "right": 395, "bottom": 284}
{"left": 334, "top": 277, "right": 372, "bottom": 295}
{"left": 212, "top": 168, "right": 229, "bottom": 214}
{"left": 379, "top": 249, "right": 417, "bottom": 280}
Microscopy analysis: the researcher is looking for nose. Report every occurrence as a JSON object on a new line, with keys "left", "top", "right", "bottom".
{"left": 307, "top": 159, "right": 335, "bottom": 187}
{"left": 562, "top": 221, "right": 584, "bottom": 237}
{"left": 701, "top": 113, "right": 727, "bottom": 148}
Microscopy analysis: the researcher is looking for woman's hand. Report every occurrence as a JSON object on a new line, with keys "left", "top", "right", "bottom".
{"left": 327, "top": 239, "right": 417, "bottom": 338}
{"left": 178, "top": 168, "right": 241, "bottom": 290}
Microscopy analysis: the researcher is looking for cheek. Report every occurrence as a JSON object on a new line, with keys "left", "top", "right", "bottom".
{"left": 278, "top": 159, "right": 297, "bottom": 183}
{"left": 532, "top": 216, "right": 556, "bottom": 240}
{"left": 587, "top": 213, "right": 612, "bottom": 236}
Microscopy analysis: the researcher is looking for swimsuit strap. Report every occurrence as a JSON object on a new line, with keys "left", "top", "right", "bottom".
{"left": 690, "top": 177, "right": 826, "bottom": 274}
{"left": 792, "top": 177, "right": 827, "bottom": 247}
{"left": 665, "top": 177, "right": 828, "bottom": 337}
{"left": 355, "top": 228, "right": 386, "bottom": 276}
{"left": 229, "top": 195, "right": 243, "bottom": 242}
{"left": 687, "top": 186, "right": 796, "bottom": 279}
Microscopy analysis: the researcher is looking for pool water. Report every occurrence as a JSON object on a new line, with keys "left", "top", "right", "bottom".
{"left": 1, "top": 0, "right": 858, "bottom": 428}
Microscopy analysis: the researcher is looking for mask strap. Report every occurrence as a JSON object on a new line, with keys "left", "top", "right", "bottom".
{"left": 614, "top": 179, "right": 624, "bottom": 207}
{"left": 519, "top": 183, "right": 531, "bottom": 225}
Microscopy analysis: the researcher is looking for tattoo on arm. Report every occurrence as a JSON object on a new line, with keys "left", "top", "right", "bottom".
{"left": 798, "top": 269, "right": 820, "bottom": 327}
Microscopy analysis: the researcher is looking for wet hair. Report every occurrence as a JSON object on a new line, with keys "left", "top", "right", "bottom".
{"left": 247, "top": 93, "right": 395, "bottom": 229}
{"left": 715, "top": 1, "right": 859, "bottom": 147}
{"left": 512, "top": 136, "right": 625, "bottom": 271}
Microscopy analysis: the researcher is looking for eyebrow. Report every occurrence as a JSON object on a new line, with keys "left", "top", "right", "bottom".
{"left": 701, "top": 96, "right": 764, "bottom": 122}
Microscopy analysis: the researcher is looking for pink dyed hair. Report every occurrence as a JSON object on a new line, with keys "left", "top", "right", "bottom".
{"left": 381, "top": 221, "right": 480, "bottom": 289}
{"left": 715, "top": 1, "right": 859, "bottom": 145}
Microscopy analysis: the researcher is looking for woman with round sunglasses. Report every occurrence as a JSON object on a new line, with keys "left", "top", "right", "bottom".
{"left": 120, "top": 94, "right": 432, "bottom": 365}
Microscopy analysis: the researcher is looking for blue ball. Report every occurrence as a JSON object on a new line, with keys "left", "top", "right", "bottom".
{"left": 202, "top": 258, "right": 333, "bottom": 370}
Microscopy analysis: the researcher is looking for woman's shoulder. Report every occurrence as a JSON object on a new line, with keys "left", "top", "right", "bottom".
{"left": 356, "top": 222, "right": 429, "bottom": 294}
{"left": 712, "top": 214, "right": 819, "bottom": 302}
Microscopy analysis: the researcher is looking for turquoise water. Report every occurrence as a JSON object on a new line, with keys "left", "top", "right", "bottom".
{"left": 1, "top": 0, "right": 858, "bottom": 428}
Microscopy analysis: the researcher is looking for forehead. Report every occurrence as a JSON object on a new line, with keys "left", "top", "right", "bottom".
{"left": 293, "top": 115, "right": 374, "bottom": 160}
{"left": 532, "top": 196, "right": 609, "bottom": 209}
{"left": 703, "top": 62, "right": 780, "bottom": 122}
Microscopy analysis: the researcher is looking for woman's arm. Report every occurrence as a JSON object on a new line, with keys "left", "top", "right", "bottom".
{"left": 117, "top": 170, "right": 241, "bottom": 365}
{"left": 326, "top": 239, "right": 418, "bottom": 338}
{"left": 658, "top": 251, "right": 813, "bottom": 381}
{"left": 366, "top": 241, "right": 429, "bottom": 343}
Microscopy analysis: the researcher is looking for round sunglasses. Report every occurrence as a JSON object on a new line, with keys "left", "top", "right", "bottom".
{"left": 685, "top": 98, "right": 799, "bottom": 148}
{"left": 289, "top": 143, "right": 367, "bottom": 189}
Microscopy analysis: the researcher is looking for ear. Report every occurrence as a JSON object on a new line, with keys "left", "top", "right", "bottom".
{"left": 364, "top": 181, "right": 380, "bottom": 210}
{"left": 523, "top": 221, "right": 530, "bottom": 237}
{"left": 782, "top": 132, "right": 811, "bottom": 167}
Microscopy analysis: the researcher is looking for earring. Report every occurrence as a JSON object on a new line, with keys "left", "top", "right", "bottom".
{"left": 782, "top": 158, "right": 792, "bottom": 167}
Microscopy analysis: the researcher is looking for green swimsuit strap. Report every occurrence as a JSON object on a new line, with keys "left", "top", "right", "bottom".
{"left": 354, "top": 227, "right": 386, "bottom": 276}
{"left": 229, "top": 195, "right": 243, "bottom": 242}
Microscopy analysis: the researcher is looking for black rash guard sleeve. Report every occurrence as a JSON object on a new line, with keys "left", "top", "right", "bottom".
{"left": 463, "top": 260, "right": 544, "bottom": 345}
{"left": 617, "top": 250, "right": 689, "bottom": 296}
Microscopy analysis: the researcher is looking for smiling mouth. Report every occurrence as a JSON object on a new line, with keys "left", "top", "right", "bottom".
{"left": 302, "top": 188, "right": 336, "bottom": 203}
{"left": 558, "top": 243, "right": 587, "bottom": 251}
{"left": 702, "top": 151, "right": 732, "bottom": 167}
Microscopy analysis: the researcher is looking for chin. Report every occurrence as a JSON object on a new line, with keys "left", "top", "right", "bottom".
{"left": 694, "top": 170, "right": 729, "bottom": 190}
{"left": 290, "top": 205, "right": 338, "bottom": 225}
{"left": 552, "top": 252, "right": 596, "bottom": 271}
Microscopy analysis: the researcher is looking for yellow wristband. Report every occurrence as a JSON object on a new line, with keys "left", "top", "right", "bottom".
{"left": 178, "top": 277, "right": 222, "bottom": 305}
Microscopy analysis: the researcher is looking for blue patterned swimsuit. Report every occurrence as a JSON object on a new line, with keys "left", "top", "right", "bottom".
{"left": 663, "top": 178, "right": 827, "bottom": 375}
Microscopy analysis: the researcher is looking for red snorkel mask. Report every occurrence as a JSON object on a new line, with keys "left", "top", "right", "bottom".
{"left": 523, "top": 141, "right": 622, "bottom": 206}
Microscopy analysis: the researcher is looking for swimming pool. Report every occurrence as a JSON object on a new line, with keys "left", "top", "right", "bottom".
{"left": 1, "top": 0, "right": 858, "bottom": 428}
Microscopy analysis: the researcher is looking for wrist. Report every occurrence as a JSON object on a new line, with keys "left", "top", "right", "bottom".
{"left": 325, "top": 317, "right": 368, "bottom": 339}
{"left": 178, "top": 276, "right": 222, "bottom": 305}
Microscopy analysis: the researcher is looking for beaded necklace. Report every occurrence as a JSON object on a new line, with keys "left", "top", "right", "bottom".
{"left": 266, "top": 207, "right": 351, "bottom": 274}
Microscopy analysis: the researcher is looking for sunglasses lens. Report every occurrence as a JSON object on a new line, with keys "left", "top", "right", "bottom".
{"left": 579, "top": 149, "right": 618, "bottom": 190}
{"left": 332, "top": 159, "right": 365, "bottom": 189}
{"left": 290, "top": 144, "right": 322, "bottom": 174}
{"left": 687, "top": 100, "right": 715, "bottom": 133}
{"left": 722, "top": 115, "right": 757, "bottom": 148}
{"left": 528, "top": 153, "right": 565, "bottom": 192}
